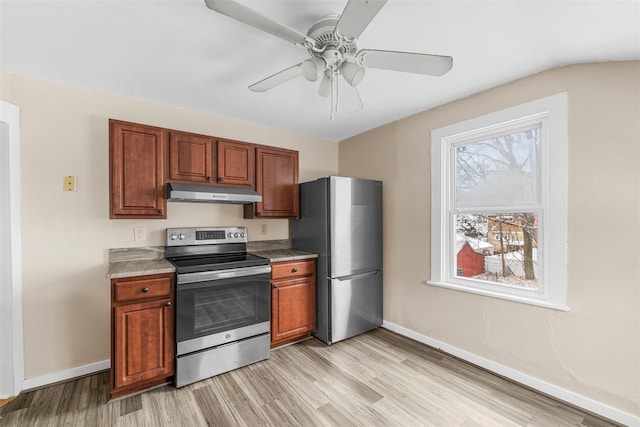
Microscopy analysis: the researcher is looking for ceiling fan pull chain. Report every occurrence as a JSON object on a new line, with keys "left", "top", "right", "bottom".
{"left": 334, "top": 68, "right": 340, "bottom": 113}
{"left": 331, "top": 68, "right": 338, "bottom": 121}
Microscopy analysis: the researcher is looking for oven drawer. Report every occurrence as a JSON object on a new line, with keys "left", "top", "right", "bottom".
{"left": 271, "top": 259, "right": 316, "bottom": 280}
{"left": 176, "top": 333, "right": 270, "bottom": 388}
{"left": 113, "top": 274, "right": 173, "bottom": 303}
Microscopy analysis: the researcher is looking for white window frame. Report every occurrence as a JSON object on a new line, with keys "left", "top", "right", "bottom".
{"left": 429, "top": 93, "right": 569, "bottom": 311}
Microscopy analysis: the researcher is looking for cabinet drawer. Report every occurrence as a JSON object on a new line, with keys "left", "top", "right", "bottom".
{"left": 271, "top": 260, "right": 315, "bottom": 280}
{"left": 113, "top": 275, "right": 173, "bottom": 303}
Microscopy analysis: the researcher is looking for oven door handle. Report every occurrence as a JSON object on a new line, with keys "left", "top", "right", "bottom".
{"left": 177, "top": 265, "right": 271, "bottom": 285}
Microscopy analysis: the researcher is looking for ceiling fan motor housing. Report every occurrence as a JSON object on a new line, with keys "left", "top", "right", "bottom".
{"left": 306, "top": 15, "right": 358, "bottom": 64}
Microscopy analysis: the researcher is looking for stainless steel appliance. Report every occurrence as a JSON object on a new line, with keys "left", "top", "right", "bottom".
{"left": 291, "top": 176, "right": 383, "bottom": 345}
{"left": 166, "top": 227, "right": 271, "bottom": 388}
{"left": 166, "top": 183, "right": 262, "bottom": 205}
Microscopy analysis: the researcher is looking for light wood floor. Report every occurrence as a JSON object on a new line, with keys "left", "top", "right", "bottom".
{"left": 0, "top": 328, "right": 620, "bottom": 426}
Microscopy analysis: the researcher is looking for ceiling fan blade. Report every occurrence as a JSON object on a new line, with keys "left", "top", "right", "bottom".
{"left": 357, "top": 49, "right": 453, "bottom": 76}
{"left": 204, "top": 0, "right": 313, "bottom": 47}
{"left": 249, "top": 64, "right": 303, "bottom": 92}
{"left": 338, "top": 76, "right": 363, "bottom": 112}
{"left": 336, "top": 0, "right": 388, "bottom": 40}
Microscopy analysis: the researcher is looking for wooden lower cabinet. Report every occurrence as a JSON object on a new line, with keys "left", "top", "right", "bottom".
{"left": 270, "top": 259, "right": 316, "bottom": 348}
{"left": 110, "top": 273, "right": 174, "bottom": 398}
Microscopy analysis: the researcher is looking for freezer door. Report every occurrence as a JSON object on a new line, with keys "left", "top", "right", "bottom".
{"left": 330, "top": 270, "right": 383, "bottom": 344}
{"left": 330, "top": 177, "right": 382, "bottom": 278}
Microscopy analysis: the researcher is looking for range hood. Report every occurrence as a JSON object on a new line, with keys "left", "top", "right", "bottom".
{"left": 166, "top": 183, "right": 261, "bottom": 205}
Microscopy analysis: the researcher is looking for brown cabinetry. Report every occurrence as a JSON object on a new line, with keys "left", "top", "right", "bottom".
{"left": 245, "top": 146, "right": 299, "bottom": 219}
{"left": 109, "top": 120, "right": 166, "bottom": 219}
{"left": 270, "top": 259, "right": 316, "bottom": 348}
{"left": 110, "top": 274, "right": 174, "bottom": 398}
{"left": 168, "top": 133, "right": 255, "bottom": 187}
{"left": 168, "top": 131, "right": 216, "bottom": 183}
{"left": 109, "top": 119, "right": 298, "bottom": 219}
{"left": 217, "top": 139, "right": 255, "bottom": 187}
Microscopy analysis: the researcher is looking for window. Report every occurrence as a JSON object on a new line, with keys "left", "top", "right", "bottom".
{"left": 429, "top": 93, "right": 568, "bottom": 310}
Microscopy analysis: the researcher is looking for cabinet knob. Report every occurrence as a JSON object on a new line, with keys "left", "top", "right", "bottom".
{"left": 157, "top": 209, "right": 163, "bottom": 214}
{"left": 218, "top": 177, "right": 225, "bottom": 182}
{"left": 142, "top": 287, "right": 149, "bottom": 293}
{"left": 272, "top": 284, "right": 278, "bottom": 289}
{"left": 165, "top": 301, "right": 172, "bottom": 307}
{"left": 292, "top": 268, "right": 298, "bottom": 273}
{"left": 256, "top": 212, "right": 262, "bottom": 217}
{"left": 206, "top": 176, "right": 212, "bottom": 181}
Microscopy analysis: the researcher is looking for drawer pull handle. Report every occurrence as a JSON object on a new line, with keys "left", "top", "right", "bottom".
{"left": 292, "top": 268, "right": 298, "bottom": 273}
{"left": 142, "top": 287, "right": 149, "bottom": 293}
{"left": 165, "top": 301, "right": 172, "bottom": 307}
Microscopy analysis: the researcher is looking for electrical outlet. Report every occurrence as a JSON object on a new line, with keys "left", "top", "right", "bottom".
{"left": 260, "top": 224, "right": 267, "bottom": 235}
{"left": 134, "top": 227, "right": 146, "bottom": 242}
{"left": 63, "top": 176, "right": 77, "bottom": 191}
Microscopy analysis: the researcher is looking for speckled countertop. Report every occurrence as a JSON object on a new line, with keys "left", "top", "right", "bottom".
{"left": 106, "top": 247, "right": 175, "bottom": 279}
{"left": 106, "top": 241, "right": 316, "bottom": 279}
{"left": 249, "top": 248, "right": 318, "bottom": 263}
{"left": 247, "top": 240, "right": 317, "bottom": 263}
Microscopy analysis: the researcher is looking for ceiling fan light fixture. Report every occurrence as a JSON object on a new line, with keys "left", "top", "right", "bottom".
{"left": 340, "top": 61, "right": 365, "bottom": 86}
{"left": 318, "top": 74, "right": 331, "bottom": 97}
{"left": 301, "top": 57, "right": 326, "bottom": 82}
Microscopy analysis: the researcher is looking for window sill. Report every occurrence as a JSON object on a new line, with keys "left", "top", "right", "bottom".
{"left": 425, "top": 280, "right": 570, "bottom": 311}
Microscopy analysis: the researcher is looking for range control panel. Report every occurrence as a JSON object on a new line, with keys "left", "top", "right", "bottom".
{"left": 166, "top": 227, "right": 248, "bottom": 246}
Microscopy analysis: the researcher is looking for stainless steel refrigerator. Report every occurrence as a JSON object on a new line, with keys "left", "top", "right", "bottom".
{"left": 291, "top": 176, "right": 383, "bottom": 345}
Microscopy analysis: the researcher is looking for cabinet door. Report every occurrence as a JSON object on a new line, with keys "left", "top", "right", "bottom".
{"left": 109, "top": 120, "right": 166, "bottom": 218}
{"left": 247, "top": 146, "right": 299, "bottom": 218}
{"left": 113, "top": 298, "right": 174, "bottom": 389}
{"left": 217, "top": 139, "right": 255, "bottom": 187}
{"left": 168, "top": 131, "right": 216, "bottom": 183}
{"left": 271, "top": 276, "right": 315, "bottom": 345}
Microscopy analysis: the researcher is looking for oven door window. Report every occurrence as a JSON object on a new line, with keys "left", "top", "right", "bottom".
{"left": 176, "top": 273, "right": 270, "bottom": 343}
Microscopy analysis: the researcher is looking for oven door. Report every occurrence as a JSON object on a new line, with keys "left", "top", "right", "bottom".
{"left": 175, "top": 265, "right": 271, "bottom": 356}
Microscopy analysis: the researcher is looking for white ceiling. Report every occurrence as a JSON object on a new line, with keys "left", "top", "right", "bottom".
{"left": 1, "top": 1, "right": 639, "bottom": 141}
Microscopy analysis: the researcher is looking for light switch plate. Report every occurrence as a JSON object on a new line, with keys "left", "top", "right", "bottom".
{"left": 63, "top": 176, "right": 77, "bottom": 191}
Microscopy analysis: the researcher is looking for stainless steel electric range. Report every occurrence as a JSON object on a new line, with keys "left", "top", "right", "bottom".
{"left": 166, "top": 226, "right": 271, "bottom": 388}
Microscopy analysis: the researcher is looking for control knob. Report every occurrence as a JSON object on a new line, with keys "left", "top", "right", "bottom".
{"left": 170, "top": 233, "right": 178, "bottom": 240}
{"left": 179, "top": 233, "right": 186, "bottom": 240}
{"left": 234, "top": 232, "right": 240, "bottom": 238}
{"left": 240, "top": 232, "right": 245, "bottom": 238}
{"left": 227, "top": 232, "right": 233, "bottom": 238}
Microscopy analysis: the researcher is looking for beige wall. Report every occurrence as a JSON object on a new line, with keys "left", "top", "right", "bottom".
{"left": 0, "top": 70, "right": 338, "bottom": 380}
{"left": 339, "top": 62, "right": 640, "bottom": 416}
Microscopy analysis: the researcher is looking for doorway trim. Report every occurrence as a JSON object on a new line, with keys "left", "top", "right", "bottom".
{"left": 0, "top": 100, "right": 24, "bottom": 398}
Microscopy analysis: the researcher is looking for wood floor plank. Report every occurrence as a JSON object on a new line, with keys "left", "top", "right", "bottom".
{"left": 0, "top": 328, "right": 624, "bottom": 427}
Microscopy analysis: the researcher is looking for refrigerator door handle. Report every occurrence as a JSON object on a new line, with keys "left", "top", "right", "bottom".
{"left": 334, "top": 270, "right": 381, "bottom": 282}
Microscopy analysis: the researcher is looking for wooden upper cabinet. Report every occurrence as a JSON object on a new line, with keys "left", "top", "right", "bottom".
{"left": 168, "top": 131, "right": 216, "bottom": 183}
{"left": 246, "top": 146, "right": 299, "bottom": 218}
{"left": 217, "top": 139, "right": 255, "bottom": 187}
{"left": 168, "top": 135, "right": 254, "bottom": 187}
{"left": 109, "top": 120, "right": 166, "bottom": 219}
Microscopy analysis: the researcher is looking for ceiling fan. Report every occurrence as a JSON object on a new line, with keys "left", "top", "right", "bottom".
{"left": 204, "top": 0, "right": 453, "bottom": 120}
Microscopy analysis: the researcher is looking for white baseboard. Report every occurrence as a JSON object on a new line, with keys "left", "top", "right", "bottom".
{"left": 22, "top": 360, "right": 110, "bottom": 392}
{"left": 382, "top": 321, "right": 639, "bottom": 427}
